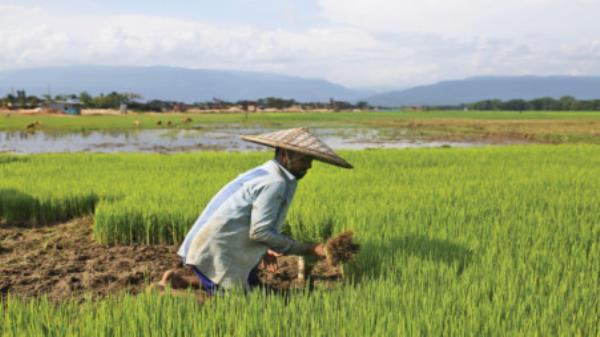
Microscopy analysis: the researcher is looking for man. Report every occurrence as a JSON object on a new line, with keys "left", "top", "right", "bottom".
{"left": 159, "top": 128, "right": 353, "bottom": 294}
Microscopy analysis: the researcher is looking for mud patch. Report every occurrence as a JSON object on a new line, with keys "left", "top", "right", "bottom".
{"left": 256, "top": 232, "right": 360, "bottom": 291}
{"left": 0, "top": 217, "right": 185, "bottom": 300}
{"left": 0, "top": 218, "right": 355, "bottom": 300}
{"left": 255, "top": 256, "right": 345, "bottom": 291}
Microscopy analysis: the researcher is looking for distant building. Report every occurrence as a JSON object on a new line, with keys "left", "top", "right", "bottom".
{"left": 46, "top": 99, "right": 83, "bottom": 115}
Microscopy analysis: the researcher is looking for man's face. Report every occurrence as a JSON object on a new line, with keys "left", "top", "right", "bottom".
{"left": 282, "top": 150, "right": 313, "bottom": 179}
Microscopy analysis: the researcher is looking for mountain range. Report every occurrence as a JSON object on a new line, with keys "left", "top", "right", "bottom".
{"left": 1, "top": 66, "right": 600, "bottom": 107}
{"left": 366, "top": 76, "right": 600, "bottom": 107}
{"left": 0, "top": 65, "right": 367, "bottom": 103}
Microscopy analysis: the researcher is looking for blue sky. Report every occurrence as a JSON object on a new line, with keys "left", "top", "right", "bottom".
{"left": 1, "top": 0, "right": 600, "bottom": 90}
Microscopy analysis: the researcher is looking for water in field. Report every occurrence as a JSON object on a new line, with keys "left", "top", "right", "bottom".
{"left": 0, "top": 127, "right": 481, "bottom": 153}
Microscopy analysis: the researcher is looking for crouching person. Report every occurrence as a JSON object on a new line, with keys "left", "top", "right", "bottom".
{"left": 159, "top": 128, "right": 353, "bottom": 294}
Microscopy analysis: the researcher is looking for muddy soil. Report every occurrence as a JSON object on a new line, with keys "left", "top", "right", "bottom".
{"left": 256, "top": 255, "right": 343, "bottom": 291}
{"left": 0, "top": 217, "right": 344, "bottom": 301}
{"left": 0, "top": 217, "right": 185, "bottom": 300}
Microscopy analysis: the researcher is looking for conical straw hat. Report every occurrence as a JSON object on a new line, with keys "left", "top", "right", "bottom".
{"left": 241, "top": 128, "right": 353, "bottom": 169}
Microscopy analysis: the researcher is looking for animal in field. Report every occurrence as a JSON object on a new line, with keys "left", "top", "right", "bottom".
{"left": 182, "top": 117, "right": 192, "bottom": 123}
{"left": 25, "top": 120, "right": 41, "bottom": 130}
{"left": 157, "top": 120, "right": 162, "bottom": 125}
{"left": 133, "top": 120, "right": 140, "bottom": 127}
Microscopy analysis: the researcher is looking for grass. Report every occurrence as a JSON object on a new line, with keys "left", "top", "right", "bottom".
{"left": 1, "top": 110, "right": 600, "bottom": 129}
{"left": 0, "top": 146, "right": 598, "bottom": 336}
{"left": 2, "top": 111, "right": 402, "bottom": 132}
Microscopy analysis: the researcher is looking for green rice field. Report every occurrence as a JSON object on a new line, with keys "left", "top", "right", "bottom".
{"left": 1, "top": 145, "right": 598, "bottom": 336}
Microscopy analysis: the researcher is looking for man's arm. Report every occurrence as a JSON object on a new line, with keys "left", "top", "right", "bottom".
{"left": 249, "top": 181, "right": 297, "bottom": 253}
{"left": 249, "top": 182, "right": 325, "bottom": 257}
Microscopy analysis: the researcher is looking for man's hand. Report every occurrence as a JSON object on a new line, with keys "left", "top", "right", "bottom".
{"left": 313, "top": 243, "right": 327, "bottom": 258}
{"left": 260, "top": 249, "right": 282, "bottom": 273}
{"left": 286, "top": 242, "right": 328, "bottom": 258}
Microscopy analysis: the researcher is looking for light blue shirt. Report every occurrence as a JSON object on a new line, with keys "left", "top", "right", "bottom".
{"left": 178, "top": 160, "right": 300, "bottom": 289}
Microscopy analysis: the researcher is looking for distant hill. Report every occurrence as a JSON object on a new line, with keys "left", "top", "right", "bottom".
{"left": 5, "top": 69, "right": 600, "bottom": 107}
{"left": 366, "top": 76, "right": 600, "bottom": 107}
{"left": 0, "top": 65, "right": 367, "bottom": 103}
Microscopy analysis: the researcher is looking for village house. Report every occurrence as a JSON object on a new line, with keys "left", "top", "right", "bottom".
{"left": 46, "top": 99, "right": 83, "bottom": 115}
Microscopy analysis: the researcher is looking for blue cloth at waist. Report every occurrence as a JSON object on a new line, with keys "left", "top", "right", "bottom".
{"left": 190, "top": 266, "right": 218, "bottom": 295}
{"left": 189, "top": 265, "right": 261, "bottom": 295}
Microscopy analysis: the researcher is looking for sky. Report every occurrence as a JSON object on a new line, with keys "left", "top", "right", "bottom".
{"left": 1, "top": 0, "right": 600, "bottom": 91}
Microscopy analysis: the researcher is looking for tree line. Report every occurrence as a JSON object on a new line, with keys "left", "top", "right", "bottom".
{"left": 438, "top": 96, "right": 600, "bottom": 111}
{"left": 0, "top": 91, "right": 372, "bottom": 112}
{"left": 3, "top": 91, "right": 600, "bottom": 111}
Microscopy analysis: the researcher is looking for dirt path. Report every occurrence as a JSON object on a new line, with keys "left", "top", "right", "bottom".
{"left": 0, "top": 217, "right": 343, "bottom": 301}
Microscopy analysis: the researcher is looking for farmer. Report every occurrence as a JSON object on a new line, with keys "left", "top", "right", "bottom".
{"left": 159, "top": 128, "right": 352, "bottom": 294}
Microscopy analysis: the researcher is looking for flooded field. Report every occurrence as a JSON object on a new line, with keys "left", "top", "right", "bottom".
{"left": 0, "top": 127, "right": 484, "bottom": 153}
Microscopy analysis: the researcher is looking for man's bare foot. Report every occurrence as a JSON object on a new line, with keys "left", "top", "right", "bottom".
{"left": 158, "top": 269, "right": 199, "bottom": 290}
{"left": 145, "top": 282, "right": 164, "bottom": 294}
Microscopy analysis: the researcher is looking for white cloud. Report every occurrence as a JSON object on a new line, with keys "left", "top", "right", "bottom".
{"left": 0, "top": 6, "right": 389, "bottom": 83}
{"left": 0, "top": 3, "right": 599, "bottom": 90}
{"left": 318, "top": 0, "right": 600, "bottom": 39}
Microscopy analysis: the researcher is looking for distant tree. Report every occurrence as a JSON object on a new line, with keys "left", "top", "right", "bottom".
{"left": 559, "top": 96, "right": 576, "bottom": 110}
{"left": 125, "top": 92, "right": 142, "bottom": 102}
{"left": 54, "top": 94, "right": 68, "bottom": 101}
{"left": 529, "top": 97, "right": 550, "bottom": 110}
{"left": 27, "top": 95, "right": 40, "bottom": 107}
{"left": 79, "top": 91, "right": 93, "bottom": 107}
{"left": 6, "top": 93, "right": 16, "bottom": 106}
{"left": 464, "top": 96, "right": 600, "bottom": 111}
{"left": 470, "top": 99, "right": 502, "bottom": 110}
{"left": 257, "top": 97, "right": 296, "bottom": 109}
{"left": 328, "top": 98, "right": 352, "bottom": 111}
{"left": 503, "top": 99, "right": 527, "bottom": 111}
{"left": 91, "top": 92, "right": 133, "bottom": 109}
{"left": 16, "top": 90, "right": 27, "bottom": 107}
{"left": 355, "top": 101, "right": 370, "bottom": 110}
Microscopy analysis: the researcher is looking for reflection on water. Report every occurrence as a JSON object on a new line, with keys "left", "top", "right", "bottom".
{"left": 0, "top": 127, "right": 482, "bottom": 154}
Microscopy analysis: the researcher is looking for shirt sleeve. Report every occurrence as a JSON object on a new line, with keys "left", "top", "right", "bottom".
{"left": 249, "top": 181, "right": 300, "bottom": 253}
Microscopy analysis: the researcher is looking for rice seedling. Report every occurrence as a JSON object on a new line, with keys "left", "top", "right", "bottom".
{"left": 0, "top": 145, "right": 598, "bottom": 336}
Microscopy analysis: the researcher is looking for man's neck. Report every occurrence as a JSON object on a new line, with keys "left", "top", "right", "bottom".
{"left": 273, "top": 159, "right": 296, "bottom": 181}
